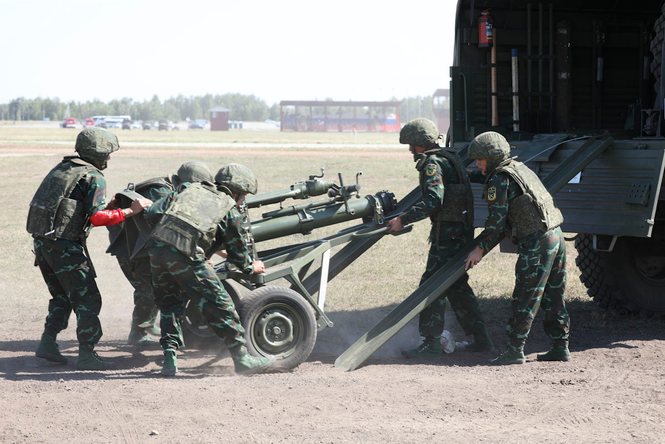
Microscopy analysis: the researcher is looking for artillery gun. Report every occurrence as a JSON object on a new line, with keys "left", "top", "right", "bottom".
{"left": 109, "top": 169, "right": 414, "bottom": 370}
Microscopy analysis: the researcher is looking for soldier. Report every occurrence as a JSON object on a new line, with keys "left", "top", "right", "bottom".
{"left": 28, "top": 127, "right": 152, "bottom": 370}
{"left": 145, "top": 163, "right": 274, "bottom": 376}
{"left": 110, "top": 161, "right": 214, "bottom": 345}
{"left": 388, "top": 118, "right": 493, "bottom": 358}
{"left": 464, "top": 131, "right": 570, "bottom": 365}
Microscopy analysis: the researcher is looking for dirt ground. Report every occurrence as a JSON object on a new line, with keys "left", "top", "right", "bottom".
{"left": 1, "top": 307, "right": 665, "bottom": 444}
{"left": 1, "top": 141, "right": 665, "bottom": 444}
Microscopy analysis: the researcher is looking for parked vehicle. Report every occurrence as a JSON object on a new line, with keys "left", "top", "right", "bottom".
{"left": 142, "top": 121, "right": 151, "bottom": 130}
{"left": 62, "top": 117, "right": 76, "bottom": 128}
{"left": 158, "top": 119, "right": 169, "bottom": 131}
{"left": 83, "top": 118, "right": 95, "bottom": 128}
{"left": 122, "top": 119, "right": 132, "bottom": 130}
{"left": 448, "top": 0, "right": 665, "bottom": 316}
{"left": 188, "top": 119, "right": 207, "bottom": 129}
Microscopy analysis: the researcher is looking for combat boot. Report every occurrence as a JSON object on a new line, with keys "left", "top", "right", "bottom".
{"left": 138, "top": 321, "right": 161, "bottom": 337}
{"left": 537, "top": 345, "right": 571, "bottom": 362}
{"left": 463, "top": 329, "right": 495, "bottom": 352}
{"left": 128, "top": 327, "right": 155, "bottom": 345}
{"left": 233, "top": 353, "right": 275, "bottom": 375}
{"left": 35, "top": 333, "right": 68, "bottom": 364}
{"left": 402, "top": 337, "right": 443, "bottom": 359}
{"left": 161, "top": 350, "right": 177, "bottom": 376}
{"left": 76, "top": 348, "right": 115, "bottom": 370}
{"left": 489, "top": 345, "right": 525, "bottom": 365}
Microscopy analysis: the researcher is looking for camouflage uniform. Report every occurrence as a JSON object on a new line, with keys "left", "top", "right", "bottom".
{"left": 31, "top": 168, "right": 107, "bottom": 350}
{"left": 110, "top": 177, "right": 174, "bottom": 339}
{"left": 401, "top": 150, "right": 487, "bottom": 340}
{"left": 469, "top": 131, "right": 570, "bottom": 358}
{"left": 145, "top": 184, "right": 253, "bottom": 353}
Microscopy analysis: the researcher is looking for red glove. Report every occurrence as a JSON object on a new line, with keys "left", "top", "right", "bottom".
{"left": 90, "top": 208, "right": 126, "bottom": 226}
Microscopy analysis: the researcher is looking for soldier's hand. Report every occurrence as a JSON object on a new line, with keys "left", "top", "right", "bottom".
{"left": 105, "top": 196, "right": 117, "bottom": 210}
{"left": 387, "top": 217, "right": 403, "bottom": 233}
{"left": 252, "top": 260, "right": 266, "bottom": 274}
{"left": 465, "top": 247, "right": 484, "bottom": 270}
{"left": 126, "top": 198, "right": 153, "bottom": 217}
{"left": 215, "top": 249, "right": 228, "bottom": 258}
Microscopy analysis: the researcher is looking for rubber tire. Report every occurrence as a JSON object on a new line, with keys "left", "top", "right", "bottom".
{"left": 181, "top": 280, "right": 243, "bottom": 349}
{"left": 651, "top": 6, "right": 665, "bottom": 95}
{"left": 575, "top": 232, "right": 665, "bottom": 316}
{"left": 239, "top": 286, "right": 317, "bottom": 371}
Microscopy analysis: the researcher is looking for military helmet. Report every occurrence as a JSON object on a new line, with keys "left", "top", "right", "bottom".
{"left": 177, "top": 160, "right": 213, "bottom": 184}
{"left": 399, "top": 118, "right": 440, "bottom": 148}
{"left": 215, "top": 163, "right": 258, "bottom": 195}
{"left": 75, "top": 127, "right": 119, "bottom": 170}
{"left": 468, "top": 131, "right": 511, "bottom": 174}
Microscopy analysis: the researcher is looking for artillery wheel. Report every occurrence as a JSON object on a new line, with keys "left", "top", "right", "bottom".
{"left": 239, "top": 286, "right": 317, "bottom": 371}
{"left": 575, "top": 231, "right": 665, "bottom": 316}
{"left": 181, "top": 280, "right": 243, "bottom": 349}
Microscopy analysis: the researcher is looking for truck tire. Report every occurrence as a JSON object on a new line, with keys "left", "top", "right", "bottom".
{"left": 650, "top": 5, "right": 665, "bottom": 94}
{"left": 239, "top": 286, "right": 317, "bottom": 371}
{"left": 181, "top": 280, "right": 243, "bottom": 348}
{"left": 575, "top": 232, "right": 665, "bottom": 316}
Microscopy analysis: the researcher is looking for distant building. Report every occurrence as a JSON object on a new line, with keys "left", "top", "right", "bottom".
{"left": 209, "top": 107, "right": 230, "bottom": 131}
{"left": 279, "top": 101, "right": 401, "bottom": 132}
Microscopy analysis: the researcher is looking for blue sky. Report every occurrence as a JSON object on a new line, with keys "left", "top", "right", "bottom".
{"left": 0, "top": 0, "right": 458, "bottom": 105}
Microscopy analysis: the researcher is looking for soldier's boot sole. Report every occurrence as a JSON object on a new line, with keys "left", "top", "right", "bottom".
{"left": 537, "top": 348, "right": 571, "bottom": 362}
{"left": 76, "top": 351, "right": 115, "bottom": 370}
{"left": 161, "top": 351, "right": 177, "bottom": 376}
{"left": 35, "top": 349, "right": 68, "bottom": 364}
{"left": 490, "top": 347, "right": 526, "bottom": 365}
{"left": 35, "top": 335, "right": 68, "bottom": 364}
{"left": 234, "top": 355, "right": 276, "bottom": 376}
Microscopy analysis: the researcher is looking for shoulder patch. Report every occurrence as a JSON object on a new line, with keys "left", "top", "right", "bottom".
{"left": 425, "top": 164, "right": 437, "bottom": 177}
{"left": 487, "top": 186, "right": 497, "bottom": 201}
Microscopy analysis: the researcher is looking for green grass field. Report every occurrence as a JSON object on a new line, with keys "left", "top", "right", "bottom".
{"left": 1, "top": 122, "right": 652, "bottom": 344}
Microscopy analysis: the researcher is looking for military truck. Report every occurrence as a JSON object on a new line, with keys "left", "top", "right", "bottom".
{"left": 448, "top": 1, "right": 665, "bottom": 315}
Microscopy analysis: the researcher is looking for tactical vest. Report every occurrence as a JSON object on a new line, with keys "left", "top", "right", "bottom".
{"left": 488, "top": 160, "right": 564, "bottom": 240}
{"left": 135, "top": 176, "right": 174, "bottom": 195}
{"left": 416, "top": 149, "right": 474, "bottom": 228}
{"left": 26, "top": 157, "right": 99, "bottom": 241}
{"left": 150, "top": 182, "right": 235, "bottom": 259}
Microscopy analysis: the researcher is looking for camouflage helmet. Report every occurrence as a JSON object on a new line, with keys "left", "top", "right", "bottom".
{"left": 215, "top": 163, "right": 258, "bottom": 195}
{"left": 468, "top": 131, "right": 511, "bottom": 174}
{"left": 399, "top": 118, "right": 440, "bottom": 148}
{"left": 75, "top": 127, "right": 119, "bottom": 170}
{"left": 177, "top": 160, "right": 213, "bottom": 184}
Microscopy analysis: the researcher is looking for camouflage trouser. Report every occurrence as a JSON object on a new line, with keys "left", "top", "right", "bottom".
{"left": 116, "top": 256, "right": 159, "bottom": 330}
{"left": 507, "top": 227, "right": 569, "bottom": 347}
{"left": 33, "top": 237, "right": 103, "bottom": 350}
{"left": 419, "top": 231, "right": 487, "bottom": 338}
{"left": 148, "top": 243, "right": 246, "bottom": 352}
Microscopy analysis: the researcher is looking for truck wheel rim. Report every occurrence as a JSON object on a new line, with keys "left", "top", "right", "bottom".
{"left": 633, "top": 251, "right": 665, "bottom": 283}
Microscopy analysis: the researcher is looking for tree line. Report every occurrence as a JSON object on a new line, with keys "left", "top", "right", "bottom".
{"left": 0, "top": 94, "right": 437, "bottom": 123}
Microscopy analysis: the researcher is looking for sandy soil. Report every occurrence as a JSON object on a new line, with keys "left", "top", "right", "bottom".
{"left": 2, "top": 141, "right": 664, "bottom": 443}
{"left": 1, "top": 296, "right": 664, "bottom": 444}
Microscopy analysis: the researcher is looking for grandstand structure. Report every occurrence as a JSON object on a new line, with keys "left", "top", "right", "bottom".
{"left": 279, "top": 100, "right": 401, "bottom": 132}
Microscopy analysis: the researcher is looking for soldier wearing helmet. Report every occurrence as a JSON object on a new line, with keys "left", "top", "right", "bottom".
{"left": 387, "top": 118, "right": 493, "bottom": 358}
{"left": 465, "top": 131, "right": 570, "bottom": 365}
{"left": 27, "top": 128, "right": 152, "bottom": 370}
{"left": 144, "top": 163, "right": 273, "bottom": 376}
{"left": 108, "top": 160, "right": 214, "bottom": 345}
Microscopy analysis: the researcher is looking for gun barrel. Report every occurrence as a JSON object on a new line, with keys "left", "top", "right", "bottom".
{"left": 251, "top": 192, "right": 395, "bottom": 243}
{"left": 246, "top": 178, "right": 336, "bottom": 208}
